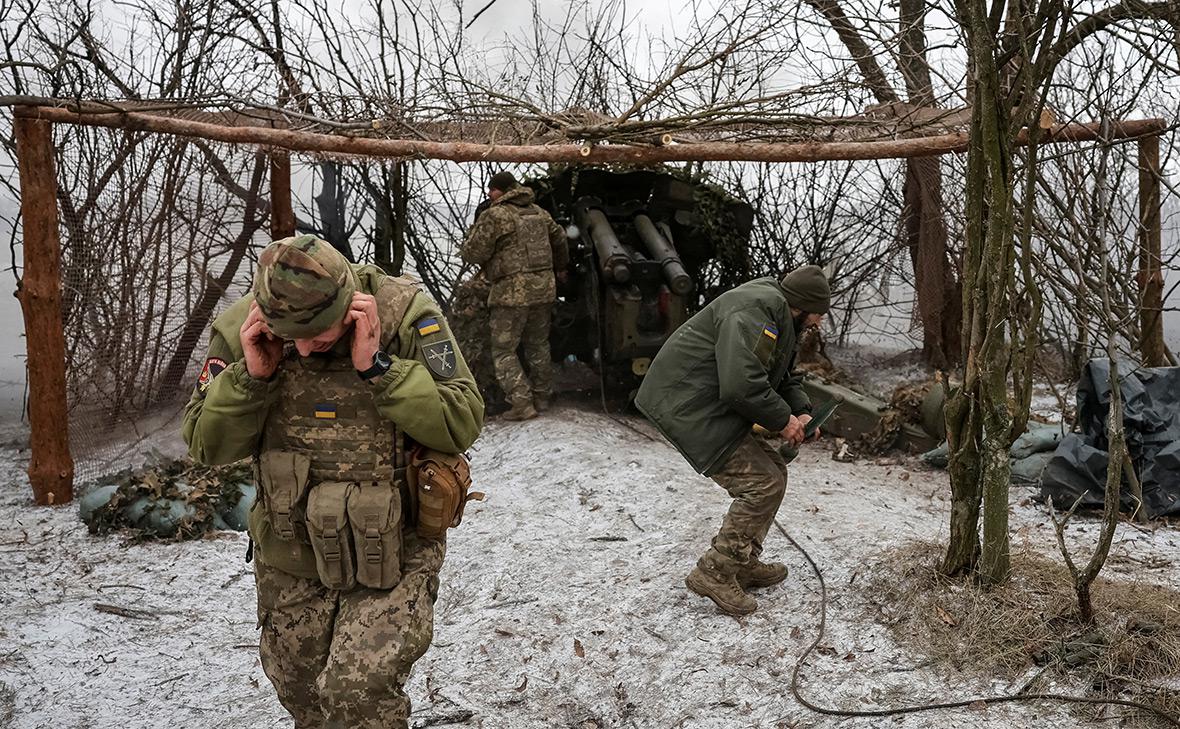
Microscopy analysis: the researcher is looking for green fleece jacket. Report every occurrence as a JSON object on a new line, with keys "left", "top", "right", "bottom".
{"left": 181, "top": 265, "right": 484, "bottom": 464}
{"left": 634, "top": 277, "right": 811, "bottom": 475}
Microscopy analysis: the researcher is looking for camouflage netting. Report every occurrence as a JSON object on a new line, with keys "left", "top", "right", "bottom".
{"left": 79, "top": 455, "right": 255, "bottom": 540}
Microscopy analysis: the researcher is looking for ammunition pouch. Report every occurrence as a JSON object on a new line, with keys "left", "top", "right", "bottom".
{"left": 257, "top": 450, "right": 312, "bottom": 542}
{"left": 346, "top": 482, "right": 403, "bottom": 589}
{"left": 306, "top": 481, "right": 357, "bottom": 591}
{"left": 409, "top": 447, "right": 482, "bottom": 540}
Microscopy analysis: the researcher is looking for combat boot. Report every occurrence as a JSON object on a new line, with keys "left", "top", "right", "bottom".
{"left": 502, "top": 402, "right": 538, "bottom": 421}
{"left": 534, "top": 394, "right": 553, "bottom": 413}
{"left": 685, "top": 566, "right": 757, "bottom": 616}
{"left": 738, "top": 560, "right": 789, "bottom": 589}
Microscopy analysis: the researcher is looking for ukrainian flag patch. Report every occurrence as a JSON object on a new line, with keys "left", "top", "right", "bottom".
{"left": 314, "top": 403, "right": 337, "bottom": 420}
{"left": 416, "top": 317, "right": 441, "bottom": 336}
{"left": 762, "top": 324, "right": 779, "bottom": 341}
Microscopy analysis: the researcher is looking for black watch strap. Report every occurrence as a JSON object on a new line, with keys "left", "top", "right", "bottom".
{"left": 358, "top": 350, "right": 393, "bottom": 380}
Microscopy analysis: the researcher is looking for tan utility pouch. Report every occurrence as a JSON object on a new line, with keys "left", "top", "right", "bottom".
{"left": 409, "top": 448, "right": 483, "bottom": 540}
{"left": 257, "top": 451, "right": 312, "bottom": 542}
{"left": 347, "top": 483, "right": 403, "bottom": 589}
{"left": 305, "top": 481, "right": 357, "bottom": 591}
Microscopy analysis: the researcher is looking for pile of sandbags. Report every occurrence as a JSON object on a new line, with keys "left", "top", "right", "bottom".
{"left": 79, "top": 455, "right": 255, "bottom": 539}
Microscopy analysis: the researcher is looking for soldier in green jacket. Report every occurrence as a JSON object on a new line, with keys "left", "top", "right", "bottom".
{"left": 634, "top": 265, "right": 830, "bottom": 616}
{"left": 460, "top": 171, "right": 569, "bottom": 421}
{"left": 182, "top": 235, "right": 484, "bottom": 728}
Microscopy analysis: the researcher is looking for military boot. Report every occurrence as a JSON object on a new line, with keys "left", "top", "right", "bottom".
{"left": 502, "top": 402, "right": 538, "bottom": 421}
{"left": 685, "top": 566, "right": 757, "bottom": 616}
{"left": 534, "top": 393, "right": 553, "bottom": 413}
{"left": 737, "top": 560, "right": 788, "bottom": 589}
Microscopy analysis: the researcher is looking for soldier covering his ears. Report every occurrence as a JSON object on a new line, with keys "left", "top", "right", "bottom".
{"left": 182, "top": 235, "right": 483, "bottom": 728}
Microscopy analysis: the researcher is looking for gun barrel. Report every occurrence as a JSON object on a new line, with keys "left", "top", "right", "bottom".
{"left": 581, "top": 207, "right": 631, "bottom": 283}
{"left": 633, "top": 214, "right": 693, "bottom": 296}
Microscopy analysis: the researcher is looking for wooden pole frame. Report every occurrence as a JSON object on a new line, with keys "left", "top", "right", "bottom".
{"left": 269, "top": 151, "right": 295, "bottom": 239}
{"left": 11, "top": 105, "right": 1167, "bottom": 164}
{"left": 1137, "top": 135, "right": 1168, "bottom": 367}
{"left": 14, "top": 113, "right": 74, "bottom": 505}
{"left": 5, "top": 102, "right": 1170, "bottom": 505}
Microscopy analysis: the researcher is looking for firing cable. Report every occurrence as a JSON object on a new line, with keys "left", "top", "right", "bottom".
{"left": 775, "top": 519, "right": 1180, "bottom": 726}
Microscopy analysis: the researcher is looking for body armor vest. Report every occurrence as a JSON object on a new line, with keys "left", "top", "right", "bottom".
{"left": 263, "top": 352, "right": 400, "bottom": 483}
{"left": 251, "top": 276, "right": 419, "bottom": 590}
{"left": 487, "top": 205, "right": 553, "bottom": 281}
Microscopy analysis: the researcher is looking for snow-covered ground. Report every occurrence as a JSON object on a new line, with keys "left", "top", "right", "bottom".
{"left": 2, "top": 406, "right": 1177, "bottom": 728}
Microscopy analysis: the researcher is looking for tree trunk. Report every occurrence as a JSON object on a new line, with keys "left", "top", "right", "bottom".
{"left": 899, "top": 0, "right": 961, "bottom": 369}
{"left": 942, "top": 3, "right": 1018, "bottom": 583}
{"left": 315, "top": 161, "right": 356, "bottom": 262}
{"left": 904, "top": 160, "right": 961, "bottom": 368}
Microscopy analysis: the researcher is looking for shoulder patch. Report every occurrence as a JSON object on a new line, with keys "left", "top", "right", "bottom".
{"left": 422, "top": 340, "right": 457, "bottom": 379}
{"left": 196, "top": 357, "right": 228, "bottom": 397}
{"left": 416, "top": 317, "right": 442, "bottom": 336}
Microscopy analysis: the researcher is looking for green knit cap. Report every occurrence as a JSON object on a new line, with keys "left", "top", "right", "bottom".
{"left": 253, "top": 235, "right": 356, "bottom": 339}
{"left": 780, "top": 265, "right": 831, "bottom": 314}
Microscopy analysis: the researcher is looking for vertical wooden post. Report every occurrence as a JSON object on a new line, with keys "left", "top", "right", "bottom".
{"left": 14, "top": 112, "right": 74, "bottom": 505}
{"left": 1137, "top": 135, "right": 1166, "bottom": 367}
{"left": 269, "top": 150, "right": 295, "bottom": 240}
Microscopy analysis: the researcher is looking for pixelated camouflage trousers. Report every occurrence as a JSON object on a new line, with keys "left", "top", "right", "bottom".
{"left": 490, "top": 304, "right": 553, "bottom": 408}
{"left": 699, "top": 435, "right": 788, "bottom": 575}
{"left": 254, "top": 532, "right": 446, "bottom": 729}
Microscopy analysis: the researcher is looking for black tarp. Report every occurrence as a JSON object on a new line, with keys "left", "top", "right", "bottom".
{"left": 1040, "top": 359, "right": 1180, "bottom": 518}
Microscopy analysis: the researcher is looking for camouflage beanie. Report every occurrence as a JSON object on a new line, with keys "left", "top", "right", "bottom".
{"left": 253, "top": 235, "right": 356, "bottom": 339}
{"left": 780, "top": 265, "right": 831, "bottom": 314}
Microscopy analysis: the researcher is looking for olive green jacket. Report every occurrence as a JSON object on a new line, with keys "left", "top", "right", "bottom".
{"left": 182, "top": 265, "right": 485, "bottom": 465}
{"left": 634, "top": 277, "right": 811, "bottom": 475}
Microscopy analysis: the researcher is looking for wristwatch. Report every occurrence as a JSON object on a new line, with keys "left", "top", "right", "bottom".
{"left": 357, "top": 350, "right": 393, "bottom": 380}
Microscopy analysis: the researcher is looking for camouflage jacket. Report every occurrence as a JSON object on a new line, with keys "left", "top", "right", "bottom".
{"left": 181, "top": 265, "right": 485, "bottom": 467}
{"left": 460, "top": 186, "right": 569, "bottom": 307}
{"left": 634, "top": 277, "right": 812, "bottom": 475}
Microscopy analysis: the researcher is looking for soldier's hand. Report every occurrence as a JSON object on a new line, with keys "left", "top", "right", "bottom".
{"left": 798, "top": 413, "right": 820, "bottom": 441}
{"left": 241, "top": 302, "right": 283, "bottom": 380}
{"left": 346, "top": 292, "right": 381, "bottom": 371}
{"left": 780, "top": 416, "right": 805, "bottom": 447}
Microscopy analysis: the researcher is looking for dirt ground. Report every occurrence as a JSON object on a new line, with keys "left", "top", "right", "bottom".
{"left": 2, "top": 405, "right": 1177, "bottom": 728}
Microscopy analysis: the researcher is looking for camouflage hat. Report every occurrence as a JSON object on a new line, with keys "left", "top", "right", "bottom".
{"left": 253, "top": 235, "right": 356, "bottom": 339}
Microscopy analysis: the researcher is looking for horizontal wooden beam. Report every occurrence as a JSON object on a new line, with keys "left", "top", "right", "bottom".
{"left": 12, "top": 104, "right": 1167, "bottom": 164}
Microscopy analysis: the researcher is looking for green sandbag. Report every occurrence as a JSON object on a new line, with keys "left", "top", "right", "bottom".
{"left": 1011, "top": 451, "right": 1055, "bottom": 485}
{"left": 218, "top": 483, "right": 256, "bottom": 531}
{"left": 142, "top": 498, "right": 197, "bottom": 537}
{"left": 120, "top": 496, "right": 153, "bottom": 524}
{"left": 1010, "top": 423, "right": 1064, "bottom": 460}
{"left": 922, "top": 442, "right": 950, "bottom": 468}
{"left": 79, "top": 485, "right": 120, "bottom": 524}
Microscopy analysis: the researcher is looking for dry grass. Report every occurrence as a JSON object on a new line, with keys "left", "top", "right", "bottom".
{"left": 866, "top": 540, "right": 1180, "bottom": 725}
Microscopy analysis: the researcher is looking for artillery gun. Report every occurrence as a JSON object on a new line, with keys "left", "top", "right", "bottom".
{"left": 452, "top": 167, "right": 755, "bottom": 410}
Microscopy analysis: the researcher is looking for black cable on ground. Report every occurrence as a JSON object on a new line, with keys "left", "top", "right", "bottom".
{"left": 774, "top": 519, "right": 1180, "bottom": 727}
